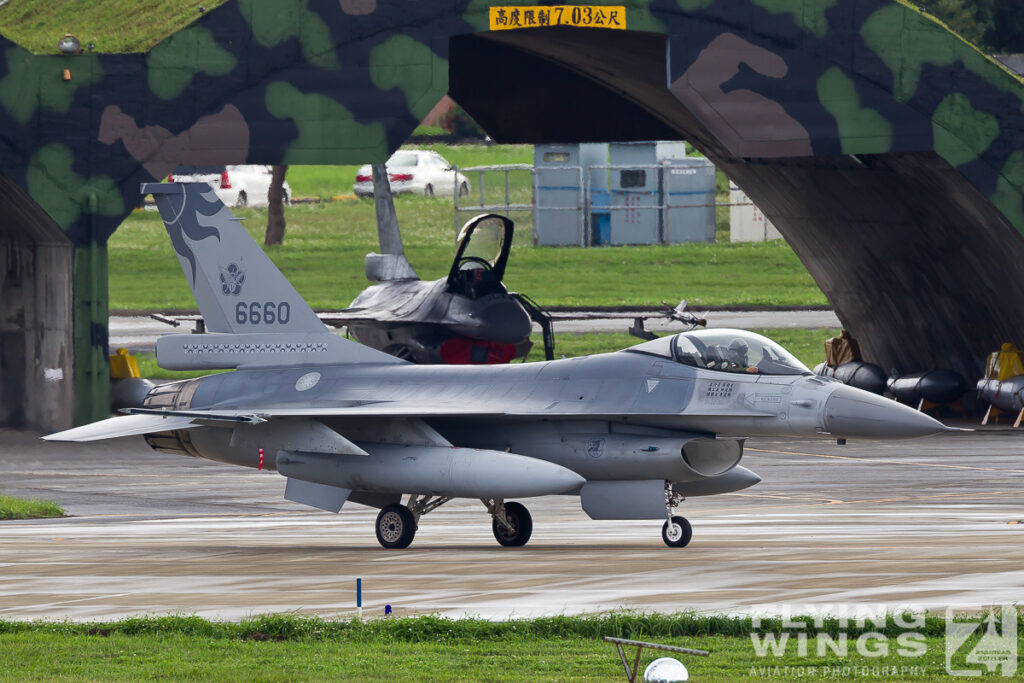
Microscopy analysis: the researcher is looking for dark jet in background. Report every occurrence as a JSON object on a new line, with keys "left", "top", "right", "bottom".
{"left": 322, "top": 164, "right": 554, "bottom": 364}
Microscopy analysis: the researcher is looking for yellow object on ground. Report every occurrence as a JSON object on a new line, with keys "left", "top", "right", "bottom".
{"left": 984, "top": 343, "right": 1024, "bottom": 381}
{"left": 109, "top": 348, "right": 141, "bottom": 379}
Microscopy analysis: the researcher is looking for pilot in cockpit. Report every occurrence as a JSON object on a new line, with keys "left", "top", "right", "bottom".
{"left": 726, "top": 338, "right": 760, "bottom": 374}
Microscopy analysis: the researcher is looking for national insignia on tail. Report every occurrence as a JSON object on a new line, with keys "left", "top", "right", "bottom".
{"left": 220, "top": 262, "right": 245, "bottom": 296}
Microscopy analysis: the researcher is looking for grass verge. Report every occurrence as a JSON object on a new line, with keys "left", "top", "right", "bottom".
{"left": 0, "top": 1, "right": 227, "bottom": 54}
{"left": 0, "top": 495, "right": 65, "bottom": 520}
{"left": 0, "top": 613, "right": 1017, "bottom": 682}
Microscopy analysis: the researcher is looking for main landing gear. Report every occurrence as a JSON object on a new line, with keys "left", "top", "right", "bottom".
{"left": 372, "top": 495, "right": 534, "bottom": 549}
{"left": 662, "top": 482, "right": 692, "bottom": 548}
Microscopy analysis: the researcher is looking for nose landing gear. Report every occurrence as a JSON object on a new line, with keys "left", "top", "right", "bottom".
{"left": 662, "top": 483, "right": 692, "bottom": 548}
{"left": 483, "top": 498, "right": 533, "bottom": 547}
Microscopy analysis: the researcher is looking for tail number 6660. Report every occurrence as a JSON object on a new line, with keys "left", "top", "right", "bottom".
{"left": 235, "top": 301, "right": 292, "bottom": 325}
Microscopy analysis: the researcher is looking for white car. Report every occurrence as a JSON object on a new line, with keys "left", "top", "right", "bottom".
{"left": 168, "top": 165, "right": 291, "bottom": 207}
{"left": 354, "top": 150, "right": 470, "bottom": 197}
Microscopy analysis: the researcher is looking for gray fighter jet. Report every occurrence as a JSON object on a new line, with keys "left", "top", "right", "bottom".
{"left": 321, "top": 164, "right": 553, "bottom": 364}
{"left": 45, "top": 183, "right": 950, "bottom": 549}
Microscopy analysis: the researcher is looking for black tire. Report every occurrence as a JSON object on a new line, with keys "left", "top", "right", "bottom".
{"left": 459, "top": 182, "right": 469, "bottom": 197}
{"left": 375, "top": 504, "right": 416, "bottom": 549}
{"left": 662, "top": 515, "right": 692, "bottom": 548}
{"left": 236, "top": 191, "right": 248, "bottom": 207}
{"left": 492, "top": 501, "right": 533, "bottom": 547}
{"left": 424, "top": 184, "right": 434, "bottom": 196}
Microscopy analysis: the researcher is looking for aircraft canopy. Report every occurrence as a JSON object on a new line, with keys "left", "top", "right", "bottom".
{"left": 631, "top": 330, "right": 811, "bottom": 376}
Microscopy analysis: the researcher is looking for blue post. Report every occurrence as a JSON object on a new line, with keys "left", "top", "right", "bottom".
{"left": 356, "top": 578, "right": 362, "bottom": 619}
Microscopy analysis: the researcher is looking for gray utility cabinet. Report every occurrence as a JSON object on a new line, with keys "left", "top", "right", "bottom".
{"left": 608, "top": 142, "right": 681, "bottom": 245}
{"left": 663, "top": 157, "right": 716, "bottom": 243}
{"left": 533, "top": 143, "right": 608, "bottom": 246}
{"left": 608, "top": 141, "right": 714, "bottom": 245}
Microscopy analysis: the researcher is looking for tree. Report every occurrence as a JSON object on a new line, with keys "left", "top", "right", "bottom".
{"left": 985, "top": 0, "right": 1024, "bottom": 53}
{"left": 264, "top": 164, "right": 288, "bottom": 246}
{"left": 923, "top": 0, "right": 988, "bottom": 46}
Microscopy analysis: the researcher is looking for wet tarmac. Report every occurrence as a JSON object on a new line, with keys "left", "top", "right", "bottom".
{"left": 1, "top": 426, "right": 1021, "bottom": 621}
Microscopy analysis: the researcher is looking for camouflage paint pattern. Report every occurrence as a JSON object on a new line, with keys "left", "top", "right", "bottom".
{"left": 0, "top": 0, "right": 1022, "bottom": 420}
{"left": 0, "top": 0, "right": 1014, "bottom": 242}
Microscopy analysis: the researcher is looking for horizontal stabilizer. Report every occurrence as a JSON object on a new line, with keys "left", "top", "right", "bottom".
{"left": 156, "top": 331, "right": 404, "bottom": 369}
{"left": 43, "top": 413, "right": 200, "bottom": 442}
{"left": 124, "top": 408, "right": 267, "bottom": 424}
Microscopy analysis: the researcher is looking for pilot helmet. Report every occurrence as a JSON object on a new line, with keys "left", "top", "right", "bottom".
{"left": 727, "top": 338, "right": 749, "bottom": 362}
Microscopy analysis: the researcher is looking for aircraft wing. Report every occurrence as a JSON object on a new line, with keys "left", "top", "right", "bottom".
{"left": 125, "top": 406, "right": 508, "bottom": 419}
{"left": 123, "top": 405, "right": 775, "bottom": 420}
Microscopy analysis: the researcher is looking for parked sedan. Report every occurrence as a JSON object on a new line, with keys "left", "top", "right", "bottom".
{"left": 168, "top": 165, "right": 291, "bottom": 207}
{"left": 353, "top": 150, "right": 470, "bottom": 197}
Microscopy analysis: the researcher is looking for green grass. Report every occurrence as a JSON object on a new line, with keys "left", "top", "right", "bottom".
{"left": 112, "top": 167, "right": 822, "bottom": 312}
{"left": 0, "top": 1, "right": 227, "bottom": 54}
{"left": 0, "top": 613, "right": 1016, "bottom": 682}
{"left": 0, "top": 495, "right": 65, "bottom": 520}
{"left": 132, "top": 329, "right": 839, "bottom": 380}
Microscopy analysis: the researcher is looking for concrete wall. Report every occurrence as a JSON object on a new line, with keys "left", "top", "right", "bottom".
{"left": 0, "top": 176, "right": 73, "bottom": 431}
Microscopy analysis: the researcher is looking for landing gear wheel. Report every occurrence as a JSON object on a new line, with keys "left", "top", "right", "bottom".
{"left": 492, "top": 501, "right": 533, "bottom": 547}
{"left": 459, "top": 182, "right": 469, "bottom": 197}
{"left": 662, "top": 516, "right": 692, "bottom": 548}
{"left": 424, "top": 184, "right": 434, "bottom": 196}
{"left": 375, "top": 504, "right": 416, "bottom": 549}
{"left": 236, "top": 191, "right": 248, "bottom": 207}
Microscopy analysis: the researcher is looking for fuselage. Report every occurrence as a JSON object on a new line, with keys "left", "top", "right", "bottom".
{"left": 346, "top": 278, "right": 533, "bottom": 363}
{"left": 143, "top": 339, "right": 945, "bottom": 485}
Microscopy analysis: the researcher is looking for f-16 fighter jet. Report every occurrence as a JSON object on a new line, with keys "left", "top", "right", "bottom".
{"left": 320, "top": 164, "right": 553, "bottom": 364}
{"left": 45, "top": 183, "right": 950, "bottom": 549}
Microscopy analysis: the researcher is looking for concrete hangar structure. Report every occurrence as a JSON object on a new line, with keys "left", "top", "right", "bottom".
{"left": 0, "top": 0, "right": 1022, "bottom": 431}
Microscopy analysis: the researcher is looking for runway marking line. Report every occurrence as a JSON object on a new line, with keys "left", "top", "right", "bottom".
{"left": 747, "top": 447, "right": 1024, "bottom": 474}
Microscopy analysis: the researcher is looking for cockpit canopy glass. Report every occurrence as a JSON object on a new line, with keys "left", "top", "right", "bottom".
{"left": 457, "top": 215, "right": 507, "bottom": 270}
{"left": 630, "top": 330, "right": 811, "bottom": 376}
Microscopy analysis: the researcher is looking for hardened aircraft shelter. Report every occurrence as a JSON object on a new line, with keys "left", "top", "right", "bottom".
{"left": 0, "top": 0, "right": 1022, "bottom": 429}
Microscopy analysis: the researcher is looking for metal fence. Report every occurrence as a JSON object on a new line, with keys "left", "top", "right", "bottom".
{"left": 453, "top": 162, "right": 759, "bottom": 245}
{"left": 452, "top": 163, "right": 534, "bottom": 235}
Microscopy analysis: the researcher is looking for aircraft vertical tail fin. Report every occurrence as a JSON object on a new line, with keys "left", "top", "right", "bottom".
{"left": 365, "top": 163, "right": 418, "bottom": 282}
{"left": 142, "top": 182, "right": 327, "bottom": 335}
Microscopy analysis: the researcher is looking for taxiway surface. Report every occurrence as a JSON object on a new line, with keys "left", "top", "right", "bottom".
{"left": 1, "top": 427, "right": 1021, "bottom": 620}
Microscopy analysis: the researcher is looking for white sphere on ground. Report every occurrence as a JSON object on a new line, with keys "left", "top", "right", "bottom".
{"left": 644, "top": 656, "right": 689, "bottom": 682}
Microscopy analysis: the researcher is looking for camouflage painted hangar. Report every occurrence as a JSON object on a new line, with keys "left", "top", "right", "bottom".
{"left": 0, "top": 0, "right": 1022, "bottom": 430}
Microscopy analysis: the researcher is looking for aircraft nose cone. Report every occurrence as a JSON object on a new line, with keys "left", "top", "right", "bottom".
{"left": 474, "top": 299, "right": 531, "bottom": 344}
{"left": 824, "top": 385, "right": 947, "bottom": 439}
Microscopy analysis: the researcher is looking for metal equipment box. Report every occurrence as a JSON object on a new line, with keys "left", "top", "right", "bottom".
{"left": 729, "top": 183, "right": 781, "bottom": 242}
{"left": 533, "top": 143, "right": 607, "bottom": 246}
{"left": 663, "top": 157, "right": 716, "bottom": 243}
